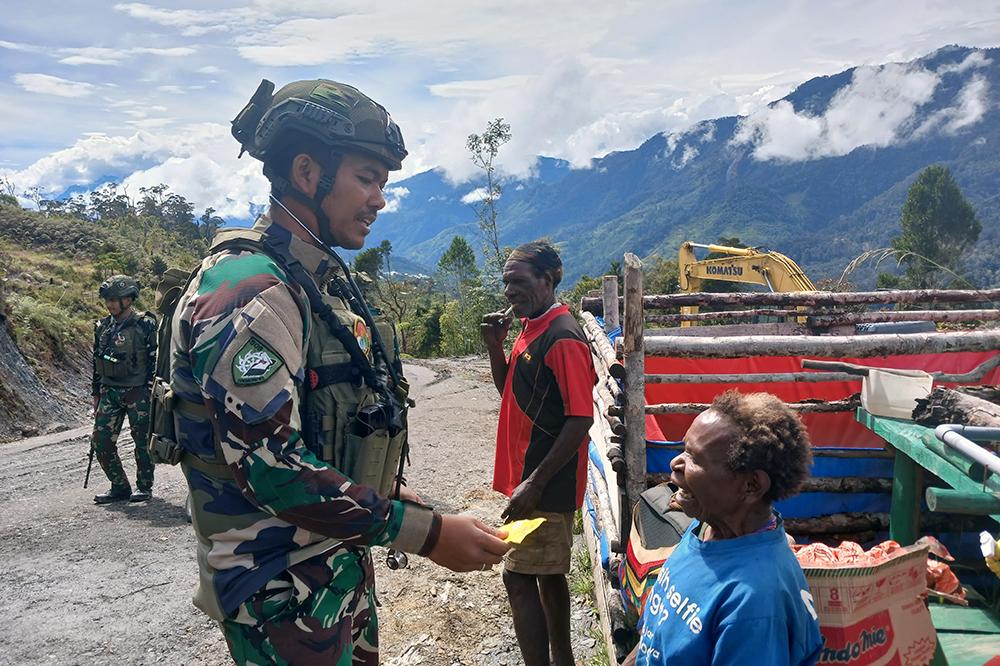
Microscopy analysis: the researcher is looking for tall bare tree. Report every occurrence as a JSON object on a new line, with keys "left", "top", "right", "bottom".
{"left": 466, "top": 118, "right": 511, "bottom": 286}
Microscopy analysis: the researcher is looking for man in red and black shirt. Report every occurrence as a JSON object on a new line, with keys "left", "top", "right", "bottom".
{"left": 481, "top": 241, "right": 595, "bottom": 666}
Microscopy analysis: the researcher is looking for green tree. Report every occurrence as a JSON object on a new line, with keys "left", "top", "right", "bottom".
{"left": 466, "top": 118, "right": 511, "bottom": 286}
{"left": 199, "top": 207, "right": 226, "bottom": 242}
{"left": 561, "top": 274, "right": 602, "bottom": 315}
{"left": 437, "top": 235, "right": 479, "bottom": 308}
{"left": 0, "top": 177, "right": 18, "bottom": 207}
{"left": 884, "top": 165, "right": 981, "bottom": 289}
{"left": 89, "top": 183, "right": 132, "bottom": 221}
{"left": 645, "top": 254, "right": 680, "bottom": 295}
{"left": 353, "top": 240, "right": 419, "bottom": 353}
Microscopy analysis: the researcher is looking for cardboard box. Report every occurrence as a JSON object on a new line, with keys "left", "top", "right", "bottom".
{"left": 802, "top": 544, "right": 938, "bottom": 666}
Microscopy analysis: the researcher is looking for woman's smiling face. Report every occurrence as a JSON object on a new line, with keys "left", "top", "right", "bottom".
{"left": 670, "top": 409, "right": 746, "bottom": 527}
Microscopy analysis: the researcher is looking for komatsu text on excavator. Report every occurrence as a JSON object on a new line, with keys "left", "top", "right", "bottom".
{"left": 677, "top": 241, "right": 816, "bottom": 326}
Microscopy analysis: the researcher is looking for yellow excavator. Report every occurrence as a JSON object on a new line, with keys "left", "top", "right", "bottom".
{"left": 677, "top": 242, "right": 816, "bottom": 326}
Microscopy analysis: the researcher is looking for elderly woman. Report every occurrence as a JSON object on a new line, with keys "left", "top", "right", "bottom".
{"left": 625, "top": 390, "right": 823, "bottom": 666}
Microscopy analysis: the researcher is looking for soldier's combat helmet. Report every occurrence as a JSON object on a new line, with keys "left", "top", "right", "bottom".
{"left": 231, "top": 79, "right": 407, "bottom": 171}
{"left": 99, "top": 275, "right": 140, "bottom": 300}
{"left": 230, "top": 79, "right": 407, "bottom": 248}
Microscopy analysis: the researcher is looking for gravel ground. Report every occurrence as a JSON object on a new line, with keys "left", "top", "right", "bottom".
{"left": 0, "top": 356, "right": 602, "bottom": 666}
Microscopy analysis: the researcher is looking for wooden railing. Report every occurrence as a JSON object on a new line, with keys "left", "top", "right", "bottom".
{"left": 579, "top": 253, "right": 1000, "bottom": 663}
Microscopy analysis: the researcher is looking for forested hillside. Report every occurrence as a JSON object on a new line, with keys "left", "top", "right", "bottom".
{"left": 369, "top": 45, "right": 1000, "bottom": 289}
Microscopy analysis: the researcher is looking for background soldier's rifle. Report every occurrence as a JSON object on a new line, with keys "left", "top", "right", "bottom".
{"left": 83, "top": 433, "right": 95, "bottom": 488}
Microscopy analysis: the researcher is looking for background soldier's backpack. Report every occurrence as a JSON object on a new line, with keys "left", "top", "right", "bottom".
{"left": 147, "top": 267, "right": 196, "bottom": 465}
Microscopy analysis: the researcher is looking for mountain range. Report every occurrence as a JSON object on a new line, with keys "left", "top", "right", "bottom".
{"left": 366, "top": 44, "right": 1000, "bottom": 289}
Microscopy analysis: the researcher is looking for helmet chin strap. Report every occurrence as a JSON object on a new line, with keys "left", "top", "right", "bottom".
{"left": 267, "top": 192, "right": 401, "bottom": 393}
{"left": 263, "top": 152, "right": 342, "bottom": 248}
{"left": 269, "top": 193, "right": 335, "bottom": 252}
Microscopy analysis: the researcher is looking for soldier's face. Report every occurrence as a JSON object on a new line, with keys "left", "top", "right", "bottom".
{"left": 105, "top": 297, "right": 132, "bottom": 318}
{"left": 320, "top": 152, "right": 389, "bottom": 250}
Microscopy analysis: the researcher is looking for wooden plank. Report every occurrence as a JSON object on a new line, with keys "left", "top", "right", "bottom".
{"left": 925, "top": 487, "right": 1000, "bottom": 515}
{"left": 644, "top": 329, "right": 1000, "bottom": 359}
{"left": 582, "top": 501, "right": 619, "bottom": 666}
{"left": 581, "top": 288, "right": 1000, "bottom": 312}
{"left": 890, "top": 453, "right": 920, "bottom": 546}
{"left": 645, "top": 307, "right": 839, "bottom": 323}
{"left": 644, "top": 441, "right": 898, "bottom": 459}
{"left": 645, "top": 371, "right": 861, "bottom": 384}
{"left": 581, "top": 311, "right": 626, "bottom": 379}
{"left": 645, "top": 322, "right": 809, "bottom": 337}
{"left": 930, "top": 604, "right": 1000, "bottom": 634}
{"left": 623, "top": 253, "right": 646, "bottom": 523}
{"left": 936, "top": 632, "right": 1000, "bottom": 666}
{"left": 809, "top": 309, "right": 1000, "bottom": 327}
{"left": 646, "top": 398, "right": 858, "bottom": 415}
{"left": 857, "top": 410, "right": 1000, "bottom": 494}
{"left": 603, "top": 276, "right": 620, "bottom": 333}
{"left": 646, "top": 473, "right": 892, "bottom": 493}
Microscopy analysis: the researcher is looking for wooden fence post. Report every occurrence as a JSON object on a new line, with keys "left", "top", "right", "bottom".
{"left": 603, "top": 275, "right": 620, "bottom": 333}
{"left": 623, "top": 254, "right": 646, "bottom": 520}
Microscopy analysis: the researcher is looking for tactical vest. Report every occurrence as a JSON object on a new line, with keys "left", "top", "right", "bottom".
{"left": 149, "top": 227, "right": 407, "bottom": 497}
{"left": 94, "top": 311, "right": 153, "bottom": 384}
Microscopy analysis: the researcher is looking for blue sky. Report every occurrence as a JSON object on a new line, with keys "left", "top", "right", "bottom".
{"left": 2, "top": 0, "right": 999, "bottom": 220}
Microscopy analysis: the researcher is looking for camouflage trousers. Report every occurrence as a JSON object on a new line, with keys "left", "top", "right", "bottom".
{"left": 222, "top": 548, "right": 378, "bottom": 666}
{"left": 92, "top": 384, "right": 154, "bottom": 491}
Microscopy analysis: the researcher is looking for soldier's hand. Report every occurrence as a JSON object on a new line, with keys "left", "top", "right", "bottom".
{"left": 479, "top": 309, "right": 512, "bottom": 347}
{"left": 428, "top": 515, "right": 510, "bottom": 572}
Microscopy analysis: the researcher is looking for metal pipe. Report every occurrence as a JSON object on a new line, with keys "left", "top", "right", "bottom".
{"left": 935, "top": 424, "right": 1000, "bottom": 475}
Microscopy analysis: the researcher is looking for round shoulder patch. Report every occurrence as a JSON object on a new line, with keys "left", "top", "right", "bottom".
{"left": 233, "top": 336, "right": 285, "bottom": 385}
{"left": 354, "top": 319, "right": 371, "bottom": 357}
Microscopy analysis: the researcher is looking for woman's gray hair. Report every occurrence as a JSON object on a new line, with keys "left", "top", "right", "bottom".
{"left": 710, "top": 390, "right": 813, "bottom": 502}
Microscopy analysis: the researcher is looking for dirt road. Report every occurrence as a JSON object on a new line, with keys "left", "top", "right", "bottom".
{"left": 0, "top": 357, "right": 600, "bottom": 666}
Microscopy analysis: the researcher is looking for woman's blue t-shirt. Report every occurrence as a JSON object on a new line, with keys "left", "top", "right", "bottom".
{"left": 635, "top": 516, "right": 823, "bottom": 666}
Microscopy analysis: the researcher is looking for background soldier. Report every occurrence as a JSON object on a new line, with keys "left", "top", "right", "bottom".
{"left": 161, "top": 78, "right": 509, "bottom": 665}
{"left": 91, "top": 275, "right": 156, "bottom": 504}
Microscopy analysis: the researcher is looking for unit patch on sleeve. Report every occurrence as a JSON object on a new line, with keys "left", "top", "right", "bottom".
{"left": 232, "top": 336, "right": 284, "bottom": 385}
{"left": 354, "top": 319, "right": 371, "bottom": 357}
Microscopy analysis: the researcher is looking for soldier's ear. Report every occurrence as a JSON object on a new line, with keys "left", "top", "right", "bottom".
{"left": 290, "top": 153, "right": 322, "bottom": 197}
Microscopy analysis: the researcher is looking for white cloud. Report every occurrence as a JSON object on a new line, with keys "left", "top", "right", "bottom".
{"left": 114, "top": 3, "right": 246, "bottom": 29}
{"left": 14, "top": 73, "right": 97, "bottom": 98}
{"left": 945, "top": 74, "right": 990, "bottom": 131}
{"left": 937, "top": 50, "right": 990, "bottom": 74}
{"left": 461, "top": 187, "right": 489, "bottom": 204}
{"left": 672, "top": 145, "right": 699, "bottom": 169}
{"left": 428, "top": 75, "right": 534, "bottom": 98}
{"left": 0, "top": 40, "right": 40, "bottom": 53}
{"left": 732, "top": 62, "right": 961, "bottom": 162}
{"left": 4, "top": 124, "right": 267, "bottom": 219}
{"left": 382, "top": 186, "right": 410, "bottom": 213}
{"left": 6, "top": 0, "right": 1000, "bottom": 209}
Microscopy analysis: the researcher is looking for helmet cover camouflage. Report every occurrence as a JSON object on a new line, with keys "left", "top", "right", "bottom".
{"left": 231, "top": 79, "right": 407, "bottom": 170}
{"left": 99, "top": 275, "right": 140, "bottom": 300}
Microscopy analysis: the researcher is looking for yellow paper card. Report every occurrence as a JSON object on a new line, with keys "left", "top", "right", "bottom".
{"left": 502, "top": 517, "right": 546, "bottom": 545}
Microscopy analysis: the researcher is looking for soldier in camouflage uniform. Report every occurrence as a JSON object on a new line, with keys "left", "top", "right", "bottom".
{"left": 161, "top": 79, "right": 510, "bottom": 665}
{"left": 91, "top": 274, "right": 157, "bottom": 504}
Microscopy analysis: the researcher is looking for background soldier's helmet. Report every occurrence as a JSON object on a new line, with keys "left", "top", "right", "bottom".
{"left": 99, "top": 275, "right": 140, "bottom": 300}
{"left": 231, "top": 79, "right": 407, "bottom": 170}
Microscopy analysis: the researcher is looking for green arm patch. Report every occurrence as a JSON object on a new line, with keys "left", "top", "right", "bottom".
{"left": 233, "top": 336, "right": 284, "bottom": 385}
